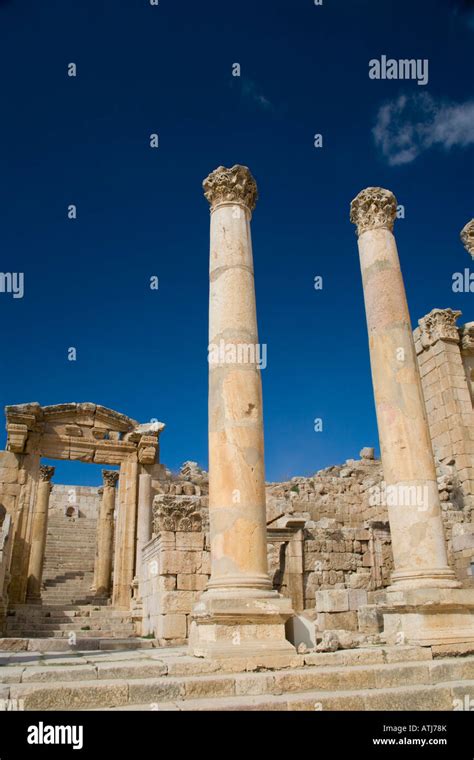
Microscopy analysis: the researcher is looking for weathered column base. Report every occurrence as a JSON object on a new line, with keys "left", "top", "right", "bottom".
{"left": 188, "top": 590, "right": 295, "bottom": 660}
{"left": 390, "top": 567, "right": 460, "bottom": 590}
{"left": 381, "top": 588, "right": 474, "bottom": 647}
{"left": 25, "top": 594, "right": 42, "bottom": 606}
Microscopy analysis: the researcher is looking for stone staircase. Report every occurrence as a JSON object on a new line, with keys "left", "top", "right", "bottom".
{"left": 4, "top": 603, "right": 136, "bottom": 639}
{"left": 0, "top": 645, "right": 473, "bottom": 711}
{"left": 4, "top": 513, "right": 136, "bottom": 640}
{"left": 41, "top": 513, "right": 97, "bottom": 605}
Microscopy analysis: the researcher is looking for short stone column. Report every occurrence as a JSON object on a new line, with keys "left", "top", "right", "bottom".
{"left": 135, "top": 471, "right": 152, "bottom": 586}
{"left": 350, "top": 187, "right": 474, "bottom": 646}
{"left": 94, "top": 470, "right": 118, "bottom": 597}
{"left": 27, "top": 465, "right": 55, "bottom": 600}
{"left": 189, "top": 165, "right": 294, "bottom": 659}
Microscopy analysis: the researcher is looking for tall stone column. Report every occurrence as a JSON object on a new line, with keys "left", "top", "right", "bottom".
{"left": 26, "top": 465, "right": 55, "bottom": 600}
{"left": 189, "top": 165, "right": 294, "bottom": 659}
{"left": 135, "top": 470, "right": 152, "bottom": 586}
{"left": 112, "top": 457, "right": 138, "bottom": 609}
{"left": 94, "top": 470, "right": 118, "bottom": 598}
{"left": 350, "top": 187, "right": 474, "bottom": 646}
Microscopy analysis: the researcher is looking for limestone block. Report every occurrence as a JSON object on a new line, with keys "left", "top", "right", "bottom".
{"left": 357, "top": 604, "right": 383, "bottom": 633}
{"left": 348, "top": 589, "right": 368, "bottom": 610}
{"left": 316, "top": 611, "right": 358, "bottom": 631}
{"left": 159, "top": 550, "right": 198, "bottom": 575}
{"left": 1, "top": 484, "right": 21, "bottom": 496}
{"left": 177, "top": 574, "right": 208, "bottom": 591}
{"left": 155, "top": 576, "right": 177, "bottom": 591}
{"left": 200, "top": 551, "right": 211, "bottom": 575}
{"left": 156, "top": 613, "right": 187, "bottom": 639}
{"left": 315, "top": 589, "right": 349, "bottom": 612}
{"left": 9, "top": 681, "right": 129, "bottom": 710}
{"left": 175, "top": 532, "right": 204, "bottom": 551}
{"left": 0, "top": 452, "right": 20, "bottom": 468}
{"left": 0, "top": 638, "right": 28, "bottom": 652}
{"left": 0, "top": 467, "right": 20, "bottom": 484}
{"left": 160, "top": 591, "right": 195, "bottom": 614}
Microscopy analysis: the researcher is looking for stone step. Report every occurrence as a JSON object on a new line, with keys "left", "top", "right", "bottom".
{"left": 7, "top": 612, "right": 120, "bottom": 622}
{"left": 8, "top": 630, "right": 135, "bottom": 639}
{"left": 98, "top": 681, "right": 474, "bottom": 712}
{"left": 0, "top": 637, "right": 150, "bottom": 653}
{"left": 8, "top": 604, "right": 110, "bottom": 613}
{"left": 3, "top": 653, "right": 474, "bottom": 710}
{"left": 5, "top": 626, "right": 121, "bottom": 634}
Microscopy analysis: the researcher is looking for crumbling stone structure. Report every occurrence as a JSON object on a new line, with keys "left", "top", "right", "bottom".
{"left": 0, "top": 403, "right": 164, "bottom": 633}
{"left": 0, "top": 177, "right": 472, "bottom": 660}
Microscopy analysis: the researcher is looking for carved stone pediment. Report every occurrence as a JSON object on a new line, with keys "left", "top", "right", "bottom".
{"left": 4, "top": 402, "right": 165, "bottom": 465}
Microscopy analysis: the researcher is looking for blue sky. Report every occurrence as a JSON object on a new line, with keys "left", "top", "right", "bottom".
{"left": 0, "top": 0, "right": 472, "bottom": 485}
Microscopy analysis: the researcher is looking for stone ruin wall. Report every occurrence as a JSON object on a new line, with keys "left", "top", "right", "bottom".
{"left": 49, "top": 484, "right": 105, "bottom": 520}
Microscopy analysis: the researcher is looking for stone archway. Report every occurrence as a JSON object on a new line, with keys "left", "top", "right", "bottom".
{"left": 1, "top": 403, "right": 164, "bottom": 611}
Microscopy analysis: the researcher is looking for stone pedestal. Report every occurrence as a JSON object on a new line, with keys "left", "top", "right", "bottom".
{"left": 94, "top": 470, "right": 118, "bottom": 597}
{"left": 381, "top": 588, "right": 474, "bottom": 647}
{"left": 26, "top": 465, "right": 55, "bottom": 600}
{"left": 350, "top": 187, "right": 474, "bottom": 646}
{"left": 189, "top": 165, "right": 294, "bottom": 658}
{"left": 190, "top": 593, "right": 294, "bottom": 659}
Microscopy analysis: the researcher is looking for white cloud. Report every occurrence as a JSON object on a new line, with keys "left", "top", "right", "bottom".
{"left": 373, "top": 93, "right": 474, "bottom": 165}
{"left": 240, "top": 79, "right": 274, "bottom": 112}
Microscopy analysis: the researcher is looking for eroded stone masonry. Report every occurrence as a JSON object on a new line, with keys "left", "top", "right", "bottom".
{"left": 0, "top": 176, "right": 473, "bottom": 669}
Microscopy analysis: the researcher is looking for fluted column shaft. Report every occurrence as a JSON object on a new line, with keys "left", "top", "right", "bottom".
{"left": 350, "top": 187, "right": 459, "bottom": 590}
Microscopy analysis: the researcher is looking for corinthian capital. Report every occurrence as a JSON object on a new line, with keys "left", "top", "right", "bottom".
{"left": 39, "top": 465, "right": 55, "bottom": 482}
{"left": 461, "top": 219, "right": 474, "bottom": 259}
{"left": 203, "top": 165, "right": 258, "bottom": 212}
{"left": 418, "top": 308, "right": 461, "bottom": 348}
{"left": 102, "top": 470, "right": 119, "bottom": 488}
{"left": 461, "top": 322, "right": 474, "bottom": 354}
{"left": 350, "top": 187, "right": 398, "bottom": 237}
